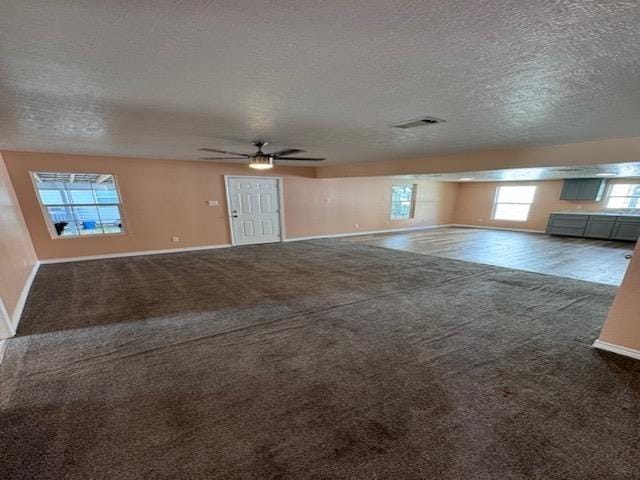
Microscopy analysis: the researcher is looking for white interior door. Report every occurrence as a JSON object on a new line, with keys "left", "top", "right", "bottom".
{"left": 226, "top": 177, "right": 282, "bottom": 246}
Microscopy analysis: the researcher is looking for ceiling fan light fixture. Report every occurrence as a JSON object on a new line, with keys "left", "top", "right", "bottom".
{"left": 199, "top": 141, "right": 324, "bottom": 168}
{"left": 248, "top": 155, "right": 274, "bottom": 170}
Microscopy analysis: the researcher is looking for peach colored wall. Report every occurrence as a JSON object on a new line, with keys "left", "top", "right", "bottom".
{"left": 285, "top": 177, "right": 458, "bottom": 238}
{"left": 3, "top": 151, "right": 312, "bottom": 259}
{"left": 453, "top": 179, "right": 639, "bottom": 231}
{"left": 318, "top": 136, "right": 640, "bottom": 178}
{"left": 3, "top": 151, "right": 457, "bottom": 260}
{"left": 598, "top": 240, "right": 640, "bottom": 351}
{"left": 0, "top": 153, "right": 38, "bottom": 335}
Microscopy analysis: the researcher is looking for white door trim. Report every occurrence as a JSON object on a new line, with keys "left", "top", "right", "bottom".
{"left": 224, "top": 175, "right": 286, "bottom": 246}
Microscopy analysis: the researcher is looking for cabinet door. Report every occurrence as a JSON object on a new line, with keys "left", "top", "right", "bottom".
{"left": 560, "top": 180, "right": 581, "bottom": 200}
{"left": 584, "top": 219, "right": 615, "bottom": 239}
{"left": 578, "top": 179, "right": 606, "bottom": 201}
{"left": 611, "top": 222, "right": 640, "bottom": 241}
{"left": 547, "top": 214, "right": 588, "bottom": 237}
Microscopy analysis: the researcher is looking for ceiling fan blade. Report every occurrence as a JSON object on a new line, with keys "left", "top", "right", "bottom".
{"left": 276, "top": 157, "right": 325, "bottom": 161}
{"left": 270, "top": 148, "right": 304, "bottom": 158}
{"left": 200, "top": 157, "right": 248, "bottom": 160}
{"left": 198, "top": 148, "right": 250, "bottom": 157}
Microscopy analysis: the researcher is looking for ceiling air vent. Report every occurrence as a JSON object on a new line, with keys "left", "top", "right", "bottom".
{"left": 393, "top": 116, "right": 445, "bottom": 129}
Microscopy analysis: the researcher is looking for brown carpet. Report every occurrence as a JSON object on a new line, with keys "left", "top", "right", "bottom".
{"left": 1, "top": 240, "right": 638, "bottom": 479}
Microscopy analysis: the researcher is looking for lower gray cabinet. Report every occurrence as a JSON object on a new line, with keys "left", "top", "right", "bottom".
{"left": 610, "top": 219, "right": 640, "bottom": 242}
{"left": 547, "top": 214, "right": 640, "bottom": 241}
{"left": 546, "top": 214, "right": 587, "bottom": 236}
{"left": 584, "top": 217, "right": 616, "bottom": 239}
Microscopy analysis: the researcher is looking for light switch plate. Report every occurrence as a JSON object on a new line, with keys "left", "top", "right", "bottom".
{"left": 207, "top": 200, "right": 219, "bottom": 206}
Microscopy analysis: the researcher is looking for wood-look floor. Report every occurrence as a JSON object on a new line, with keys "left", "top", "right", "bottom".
{"left": 346, "top": 227, "right": 634, "bottom": 286}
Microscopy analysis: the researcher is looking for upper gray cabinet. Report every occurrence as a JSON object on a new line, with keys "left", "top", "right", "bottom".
{"left": 560, "top": 179, "right": 607, "bottom": 201}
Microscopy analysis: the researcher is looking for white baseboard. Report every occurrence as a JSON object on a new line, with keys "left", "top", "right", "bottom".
{"left": 284, "top": 224, "right": 453, "bottom": 242}
{"left": 40, "top": 225, "right": 456, "bottom": 263}
{"left": 40, "top": 243, "right": 233, "bottom": 264}
{"left": 592, "top": 339, "right": 640, "bottom": 361}
{"left": 0, "top": 338, "right": 8, "bottom": 365}
{"left": 452, "top": 224, "right": 546, "bottom": 234}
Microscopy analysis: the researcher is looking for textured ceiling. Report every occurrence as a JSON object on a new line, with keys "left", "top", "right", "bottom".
{"left": 1, "top": 1, "right": 640, "bottom": 166}
{"left": 409, "top": 162, "right": 640, "bottom": 182}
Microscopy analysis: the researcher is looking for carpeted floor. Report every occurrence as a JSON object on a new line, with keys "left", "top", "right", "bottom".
{"left": 1, "top": 241, "right": 638, "bottom": 479}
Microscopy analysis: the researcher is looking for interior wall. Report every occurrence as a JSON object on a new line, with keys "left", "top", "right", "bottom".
{"left": 453, "top": 179, "right": 638, "bottom": 231}
{"left": 598, "top": 240, "right": 640, "bottom": 351}
{"left": 0, "top": 153, "right": 38, "bottom": 335}
{"left": 284, "top": 177, "right": 459, "bottom": 238}
{"left": 3, "top": 151, "right": 458, "bottom": 260}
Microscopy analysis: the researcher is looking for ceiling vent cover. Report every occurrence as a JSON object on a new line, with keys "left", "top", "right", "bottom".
{"left": 393, "top": 116, "right": 445, "bottom": 129}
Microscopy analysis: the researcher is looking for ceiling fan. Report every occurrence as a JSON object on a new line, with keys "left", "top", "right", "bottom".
{"left": 199, "top": 141, "right": 325, "bottom": 170}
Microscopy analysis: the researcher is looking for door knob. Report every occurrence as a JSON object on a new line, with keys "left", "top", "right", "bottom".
{"left": 625, "top": 253, "right": 633, "bottom": 259}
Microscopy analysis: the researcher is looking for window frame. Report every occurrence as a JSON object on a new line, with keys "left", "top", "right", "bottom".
{"left": 30, "top": 171, "right": 127, "bottom": 240}
{"left": 603, "top": 182, "right": 640, "bottom": 211}
{"left": 390, "top": 184, "right": 417, "bottom": 220}
{"left": 491, "top": 185, "right": 537, "bottom": 222}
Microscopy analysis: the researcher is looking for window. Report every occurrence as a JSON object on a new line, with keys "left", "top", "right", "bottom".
{"left": 492, "top": 185, "right": 536, "bottom": 221}
{"left": 32, "top": 172, "right": 124, "bottom": 237}
{"left": 390, "top": 184, "right": 416, "bottom": 220}
{"left": 605, "top": 183, "right": 640, "bottom": 210}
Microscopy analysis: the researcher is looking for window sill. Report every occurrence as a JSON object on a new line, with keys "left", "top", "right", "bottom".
{"left": 50, "top": 232, "right": 127, "bottom": 240}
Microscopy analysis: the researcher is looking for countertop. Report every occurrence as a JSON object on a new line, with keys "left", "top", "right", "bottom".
{"left": 551, "top": 211, "right": 640, "bottom": 217}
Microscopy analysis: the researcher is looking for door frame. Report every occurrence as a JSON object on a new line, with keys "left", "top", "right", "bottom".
{"left": 224, "top": 175, "right": 286, "bottom": 246}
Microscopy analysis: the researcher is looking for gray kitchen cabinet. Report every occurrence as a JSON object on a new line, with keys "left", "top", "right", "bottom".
{"left": 578, "top": 179, "right": 607, "bottom": 201}
{"left": 546, "top": 214, "right": 588, "bottom": 236}
{"left": 560, "top": 180, "right": 581, "bottom": 200}
{"left": 547, "top": 213, "right": 640, "bottom": 241}
{"left": 610, "top": 218, "right": 640, "bottom": 242}
{"left": 584, "top": 216, "right": 616, "bottom": 239}
{"left": 560, "top": 179, "right": 607, "bottom": 201}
